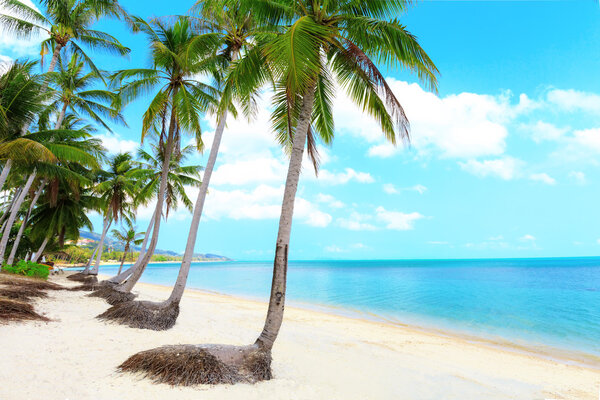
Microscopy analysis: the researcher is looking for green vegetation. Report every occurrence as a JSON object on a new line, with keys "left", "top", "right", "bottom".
{"left": 3, "top": 260, "right": 50, "bottom": 280}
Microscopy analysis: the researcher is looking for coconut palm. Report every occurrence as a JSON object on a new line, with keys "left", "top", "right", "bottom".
{"left": 0, "top": 0, "right": 130, "bottom": 183}
{"left": 117, "top": 0, "right": 438, "bottom": 384}
{"left": 80, "top": 152, "right": 137, "bottom": 277}
{"left": 91, "top": 16, "right": 217, "bottom": 297}
{"left": 111, "top": 222, "right": 144, "bottom": 275}
{"left": 92, "top": 143, "right": 202, "bottom": 303}
{"left": 47, "top": 52, "right": 125, "bottom": 130}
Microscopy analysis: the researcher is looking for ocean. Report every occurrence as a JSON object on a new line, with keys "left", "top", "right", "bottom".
{"left": 99, "top": 257, "right": 600, "bottom": 358}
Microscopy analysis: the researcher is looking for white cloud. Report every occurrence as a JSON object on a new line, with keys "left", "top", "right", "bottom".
{"left": 520, "top": 234, "right": 536, "bottom": 242}
{"left": 203, "top": 184, "right": 331, "bottom": 228}
{"left": 211, "top": 155, "right": 286, "bottom": 186}
{"left": 345, "top": 80, "right": 535, "bottom": 159}
{"left": 597, "top": 239, "right": 600, "bottom": 245}
{"left": 97, "top": 132, "right": 139, "bottom": 154}
{"left": 546, "top": 89, "right": 600, "bottom": 114}
{"left": 0, "top": 0, "right": 48, "bottom": 57}
{"left": 375, "top": 207, "right": 424, "bottom": 231}
{"left": 529, "top": 173, "right": 556, "bottom": 185}
{"left": 316, "top": 193, "right": 344, "bottom": 209}
{"left": 523, "top": 121, "right": 568, "bottom": 143}
{"left": 459, "top": 157, "right": 522, "bottom": 180}
{"left": 337, "top": 212, "right": 377, "bottom": 231}
{"left": 383, "top": 183, "right": 427, "bottom": 195}
{"left": 325, "top": 243, "right": 369, "bottom": 253}
{"left": 569, "top": 171, "right": 586, "bottom": 184}
{"left": 316, "top": 168, "right": 374, "bottom": 185}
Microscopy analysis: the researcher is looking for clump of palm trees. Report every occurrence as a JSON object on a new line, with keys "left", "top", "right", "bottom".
{"left": 0, "top": 0, "right": 437, "bottom": 387}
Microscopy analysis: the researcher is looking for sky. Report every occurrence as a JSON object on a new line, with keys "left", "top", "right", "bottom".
{"left": 2, "top": 0, "right": 600, "bottom": 260}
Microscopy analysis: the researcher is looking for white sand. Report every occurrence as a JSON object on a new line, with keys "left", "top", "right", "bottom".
{"left": 1, "top": 273, "right": 598, "bottom": 400}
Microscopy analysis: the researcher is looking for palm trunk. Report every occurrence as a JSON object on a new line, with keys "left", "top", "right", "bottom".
{"left": 89, "top": 214, "right": 112, "bottom": 275}
{"left": 166, "top": 110, "right": 229, "bottom": 305}
{"left": 0, "top": 172, "right": 36, "bottom": 265}
{"left": 0, "top": 187, "right": 22, "bottom": 229}
{"left": 107, "top": 203, "right": 157, "bottom": 285}
{"left": 7, "top": 180, "right": 45, "bottom": 265}
{"left": 118, "top": 89, "right": 178, "bottom": 289}
{"left": 82, "top": 244, "right": 99, "bottom": 273}
{"left": 117, "top": 244, "right": 129, "bottom": 275}
{"left": 33, "top": 237, "right": 49, "bottom": 263}
{"left": 55, "top": 102, "right": 68, "bottom": 130}
{"left": 255, "top": 83, "right": 316, "bottom": 351}
{"left": 0, "top": 160, "right": 13, "bottom": 192}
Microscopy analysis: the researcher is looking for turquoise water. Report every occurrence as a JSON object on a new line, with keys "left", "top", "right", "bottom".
{"left": 100, "top": 257, "right": 600, "bottom": 356}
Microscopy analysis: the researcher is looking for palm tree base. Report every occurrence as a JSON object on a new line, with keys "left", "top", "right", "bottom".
{"left": 96, "top": 300, "right": 180, "bottom": 331}
{"left": 67, "top": 273, "right": 98, "bottom": 283}
{"left": 88, "top": 285, "right": 136, "bottom": 305}
{"left": 0, "top": 286, "right": 48, "bottom": 302}
{"left": 0, "top": 298, "right": 50, "bottom": 323}
{"left": 118, "top": 344, "right": 272, "bottom": 386}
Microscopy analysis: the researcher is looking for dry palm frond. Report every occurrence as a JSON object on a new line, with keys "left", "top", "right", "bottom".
{"left": 0, "top": 297, "right": 49, "bottom": 322}
{"left": 97, "top": 300, "right": 179, "bottom": 331}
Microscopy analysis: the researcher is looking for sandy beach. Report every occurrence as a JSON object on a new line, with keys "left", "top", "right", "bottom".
{"left": 0, "top": 273, "right": 598, "bottom": 400}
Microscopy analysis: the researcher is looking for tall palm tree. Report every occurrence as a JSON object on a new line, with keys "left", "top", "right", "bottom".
{"left": 110, "top": 222, "right": 143, "bottom": 275}
{"left": 47, "top": 53, "right": 125, "bottom": 130}
{"left": 92, "top": 143, "right": 202, "bottom": 302}
{"left": 81, "top": 152, "right": 137, "bottom": 276}
{"left": 117, "top": 0, "right": 438, "bottom": 385}
{"left": 0, "top": 0, "right": 129, "bottom": 182}
{"left": 95, "top": 16, "right": 217, "bottom": 289}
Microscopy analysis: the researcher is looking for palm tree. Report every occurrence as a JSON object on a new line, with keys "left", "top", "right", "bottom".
{"left": 92, "top": 143, "right": 202, "bottom": 303}
{"left": 47, "top": 53, "right": 125, "bottom": 130}
{"left": 117, "top": 0, "right": 438, "bottom": 385}
{"left": 110, "top": 222, "right": 144, "bottom": 275}
{"left": 93, "top": 16, "right": 217, "bottom": 295}
{"left": 0, "top": 0, "right": 130, "bottom": 183}
{"left": 81, "top": 152, "right": 137, "bottom": 276}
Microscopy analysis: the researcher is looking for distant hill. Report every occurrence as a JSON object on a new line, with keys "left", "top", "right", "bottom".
{"left": 78, "top": 231, "right": 231, "bottom": 260}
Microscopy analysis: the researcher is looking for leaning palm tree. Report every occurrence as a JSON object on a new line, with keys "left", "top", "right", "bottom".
{"left": 90, "top": 16, "right": 217, "bottom": 303}
{"left": 110, "top": 222, "right": 144, "bottom": 275}
{"left": 117, "top": 0, "right": 438, "bottom": 385}
{"left": 97, "top": 1, "right": 266, "bottom": 328}
{"left": 90, "top": 143, "right": 202, "bottom": 303}
{"left": 0, "top": 0, "right": 130, "bottom": 181}
{"left": 79, "top": 152, "right": 137, "bottom": 278}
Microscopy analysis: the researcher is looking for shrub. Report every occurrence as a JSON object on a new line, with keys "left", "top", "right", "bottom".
{"left": 3, "top": 260, "right": 50, "bottom": 280}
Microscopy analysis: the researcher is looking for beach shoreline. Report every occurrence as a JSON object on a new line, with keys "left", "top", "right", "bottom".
{"left": 98, "top": 274, "right": 600, "bottom": 371}
{"left": 1, "top": 272, "right": 597, "bottom": 400}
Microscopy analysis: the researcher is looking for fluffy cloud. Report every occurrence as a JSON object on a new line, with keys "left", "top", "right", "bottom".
{"left": 337, "top": 212, "right": 377, "bottom": 231}
{"left": 529, "top": 173, "right": 556, "bottom": 185}
{"left": 202, "top": 184, "right": 331, "bottom": 228}
{"left": 336, "top": 80, "right": 534, "bottom": 159}
{"left": 546, "top": 89, "right": 600, "bottom": 114}
{"left": 523, "top": 121, "right": 568, "bottom": 143}
{"left": 316, "top": 193, "right": 344, "bottom": 209}
{"left": 97, "top": 132, "right": 139, "bottom": 154}
{"left": 459, "top": 157, "right": 522, "bottom": 180}
{"left": 315, "top": 168, "right": 374, "bottom": 185}
{"left": 375, "top": 207, "right": 424, "bottom": 231}
{"left": 383, "top": 183, "right": 427, "bottom": 195}
{"left": 520, "top": 234, "right": 536, "bottom": 242}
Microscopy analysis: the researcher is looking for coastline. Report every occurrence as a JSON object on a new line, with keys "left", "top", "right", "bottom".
{"left": 104, "top": 274, "right": 600, "bottom": 371}
{"left": 1, "top": 273, "right": 597, "bottom": 399}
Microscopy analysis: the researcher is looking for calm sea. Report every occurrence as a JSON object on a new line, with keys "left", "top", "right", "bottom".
{"left": 100, "top": 257, "right": 600, "bottom": 357}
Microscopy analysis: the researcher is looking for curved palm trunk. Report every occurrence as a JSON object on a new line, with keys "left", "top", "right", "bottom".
{"left": 0, "top": 187, "right": 22, "bottom": 229}
{"left": 165, "top": 109, "right": 229, "bottom": 305}
{"left": 88, "top": 214, "right": 112, "bottom": 275}
{"left": 82, "top": 244, "right": 99, "bottom": 273}
{"left": 55, "top": 102, "right": 68, "bottom": 130}
{"left": 7, "top": 181, "right": 45, "bottom": 265}
{"left": 255, "top": 84, "right": 316, "bottom": 351}
{"left": 33, "top": 237, "right": 49, "bottom": 263}
{"left": 117, "top": 244, "right": 130, "bottom": 275}
{"left": 111, "top": 206, "right": 157, "bottom": 286}
{"left": 0, "top": 160, "right": 13, "bottom": 192}
{"left": 0, "top": 172, "right": 36, "bottom": 265}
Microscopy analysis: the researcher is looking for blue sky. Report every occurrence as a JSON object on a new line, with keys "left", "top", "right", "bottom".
{"left": 2, "top": 0, "right": 600, "bottom": 260}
